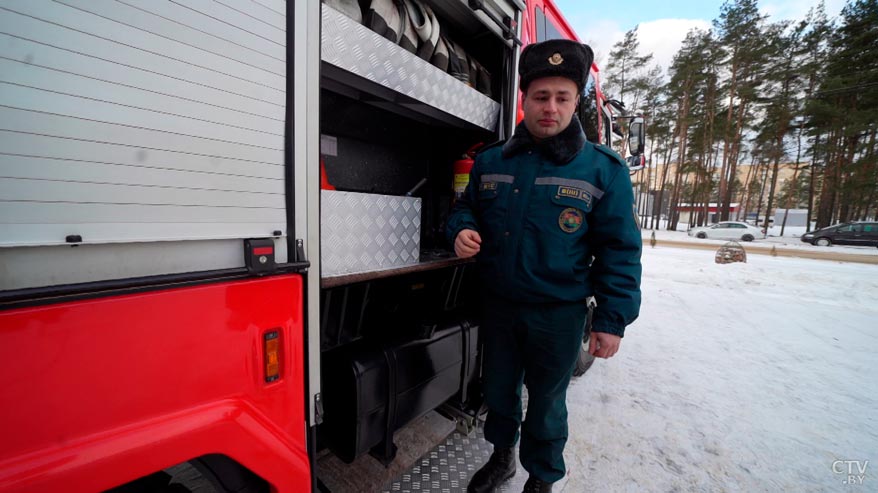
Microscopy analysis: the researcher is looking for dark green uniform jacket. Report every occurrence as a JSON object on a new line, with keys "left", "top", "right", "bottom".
{"left": 447, "top": 119, "right": 642, "bottom": 337}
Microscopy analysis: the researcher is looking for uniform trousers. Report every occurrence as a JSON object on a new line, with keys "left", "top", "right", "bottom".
{"left": 481, "top": 295, "right": 588, "bottom": 482}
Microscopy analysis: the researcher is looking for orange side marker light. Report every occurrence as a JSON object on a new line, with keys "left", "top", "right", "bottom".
{"left": 264, "top": 331, "right": 281, "bottom": 383}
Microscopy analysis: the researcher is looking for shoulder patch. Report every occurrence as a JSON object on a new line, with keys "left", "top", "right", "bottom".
{"left": 594, "top": 144, "right": 627, "bottom": 167}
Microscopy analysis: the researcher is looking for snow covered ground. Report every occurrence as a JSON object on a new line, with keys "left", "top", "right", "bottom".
{"left": 562, "top": 245, "right": 878, "bottom": 492}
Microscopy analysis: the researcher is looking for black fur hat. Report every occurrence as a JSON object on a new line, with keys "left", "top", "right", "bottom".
{"left": 519, "top": 39, "right": 594, "bottom": 94}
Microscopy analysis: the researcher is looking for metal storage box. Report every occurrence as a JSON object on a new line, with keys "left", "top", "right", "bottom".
{"left": 321, "top": 190, "right": 421, "bottom": 278}
{"left": 320, "top": 322, "right": 479, "bottom": 463}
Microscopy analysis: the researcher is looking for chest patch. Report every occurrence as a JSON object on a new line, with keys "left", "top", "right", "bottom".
{"left": 557, "top": 186, "right": 592, "bottom": 208}
{"left": 479, "top": 182, "right": 498, "bottom": 191}
{"left": 559, "top": 207, "right": 584, "bottom": 233}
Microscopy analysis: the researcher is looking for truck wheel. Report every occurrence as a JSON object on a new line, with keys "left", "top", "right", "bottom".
{"left": 189, "top": 455, "right": 269, "bottom": 493}
{"left": 573, "top": 302, "right": 595, "bottom": 378}
{"left": 573, "top": 341, "right": 595, "bottom": 377}
{"left": 106, "top": 471, "right": 191, "bottom": 493}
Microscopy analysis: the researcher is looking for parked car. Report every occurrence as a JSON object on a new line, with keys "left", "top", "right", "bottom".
{"left": 800, "top": 222, "right": 878, "bottom": 247}
{"left": 688, "top": 221, "right": 765, "bottom": 241}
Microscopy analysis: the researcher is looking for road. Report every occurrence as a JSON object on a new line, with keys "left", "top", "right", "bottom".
{"left": 649, "top": 238, "right": 878, "bottom": 264}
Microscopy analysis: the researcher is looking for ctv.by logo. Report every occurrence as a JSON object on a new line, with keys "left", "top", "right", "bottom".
{"left": 833, "top": 460, "right": 868, "bottom": 485}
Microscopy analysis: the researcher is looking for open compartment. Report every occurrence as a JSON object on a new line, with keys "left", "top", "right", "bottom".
{"left": 316, "top": 0, "right": 521, "bottom": 465}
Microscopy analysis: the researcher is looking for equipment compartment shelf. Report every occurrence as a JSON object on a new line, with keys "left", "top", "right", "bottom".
{"left": 321, "top": 6, "right": 500, "bottom": 132}
{"left": 321, "top": 254, "right": 473, "bottom": 288}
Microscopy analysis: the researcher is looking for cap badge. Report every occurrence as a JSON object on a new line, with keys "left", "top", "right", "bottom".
{"left": 548, "top": 53, "right": 564, "bottom": 65}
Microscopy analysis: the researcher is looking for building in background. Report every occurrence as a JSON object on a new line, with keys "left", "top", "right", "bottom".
{"left": 773, "top": 208, "right": 809, "bottom": 228}
{"left": 634, "top": 161, "right": 810, "bottom": 226}
{"left": 676, "top": 203, "right": 740, "bottom": 225}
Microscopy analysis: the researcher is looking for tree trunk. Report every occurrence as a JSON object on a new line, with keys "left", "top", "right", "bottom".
{"left": 816, "top": 128, "right": 841, "bottom": 228}
{"left": 862, "top": 128, "right": 878, "bottom": 221}
{"left": 807, "top": 134, "right": 822, "bottom": 231}
{"left": 718, "top": 53, "right": 740, "bottom": 221}
{"left": 763, "top": 155, "right": 782, "bottom": 234}
{"left": 780, "top": 124, "right": 805, "bottom": 236}
{"left": 755, "top": 161, "right": 769, "bottom": 225}
{"left": 655, "top": 135, "right": 676, "bottom": 229}
{"left": 668, "top": 86, "right": 692, "bottom": 232}
{"left": 740, "top": 153, "right": 758, "bottom": 221}
{"left": 722, "top": 97, "right": 751, "bottom": 220}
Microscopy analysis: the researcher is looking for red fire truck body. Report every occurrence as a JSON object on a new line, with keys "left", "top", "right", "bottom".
{"left": 0, "top": 1, "right": 639, "bottom": 491}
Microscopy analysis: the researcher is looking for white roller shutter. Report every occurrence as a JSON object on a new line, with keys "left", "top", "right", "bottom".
{"left": 0, "top": 0, "right": 288, "bottom": 289}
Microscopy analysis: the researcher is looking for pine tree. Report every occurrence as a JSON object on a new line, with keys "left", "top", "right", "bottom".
{"left": 604, "top": 26, "right": 658, "bottom": 156}
{"left": 808, "top": 0, "right": 878, "bottom": 227}
{"left": 604, "top": 26, "right": 655, "bottom": 112}
{"left": 665, "top": 29, "right": 713, "bottom": 230}
{"left": 713, "top": 0, "right": 771, "bottom": 221}
{"left": 796, "top": 3, "right": 833, "bottom": 230}
{"left": 754, "top": 19, "right": 804, "bottom": 234}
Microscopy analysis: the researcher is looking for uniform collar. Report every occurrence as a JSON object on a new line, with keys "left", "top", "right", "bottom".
{"left": 501, "top": 118, "right": 586, "bottom": 164}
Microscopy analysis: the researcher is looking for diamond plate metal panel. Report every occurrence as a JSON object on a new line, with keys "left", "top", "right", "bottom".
{"left": 382, "top": 432, "right": 489, "bottom": 492}
{"left": 381, "top": 427, "right": 570, "bottom": 492}
{"left": 321, "top": 6, "right": 499, "bottom": 131}
{"left": 322, "top": 191, "right": 421, "bottom": 277}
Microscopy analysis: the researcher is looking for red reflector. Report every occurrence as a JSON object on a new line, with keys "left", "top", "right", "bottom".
{"left": 253, "top": 246, "right": 274, "bottom": 256}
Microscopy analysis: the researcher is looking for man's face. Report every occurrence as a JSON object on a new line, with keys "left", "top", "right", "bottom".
{"left": 522, "top": 76, "right": 579, "bottom": 141}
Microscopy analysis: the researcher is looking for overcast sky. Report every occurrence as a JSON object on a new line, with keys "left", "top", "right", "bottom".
{"left": 553, "top": 0, "right": 849, "bottom": 76}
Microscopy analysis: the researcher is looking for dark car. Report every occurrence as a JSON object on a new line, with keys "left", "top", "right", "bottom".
{"left": 800, "top": 222, "right": 878, "bottom": 247}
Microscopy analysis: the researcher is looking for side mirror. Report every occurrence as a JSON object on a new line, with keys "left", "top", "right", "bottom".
{"left": 628, "top": 117, "right": 645, "bottom": 156}
{"left": 626, "top": 154, "right": 645, "bottom": 173}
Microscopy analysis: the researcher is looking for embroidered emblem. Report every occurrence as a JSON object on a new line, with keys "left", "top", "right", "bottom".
{"left": 548, "top": 53, "right": 564, "bottom": 65}
{"left": 559, "top": 207, "right": 583, "bottom": 233}
{"left": 479, "top": 182, "right": 498, "bottom": 191}
{"left": 556, "top": 186, "right": 593, "bottom": 208}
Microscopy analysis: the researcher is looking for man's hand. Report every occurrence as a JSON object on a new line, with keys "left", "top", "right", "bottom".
{"left": 454, "top": 229, "right": 482, "bottom": 258}
{"left": 588, "top": 331, "right": 621, "bottom": 358}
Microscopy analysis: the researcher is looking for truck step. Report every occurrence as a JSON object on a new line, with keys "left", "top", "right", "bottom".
{"left": 380, "top": 426, "right": 570, "bottom": 493}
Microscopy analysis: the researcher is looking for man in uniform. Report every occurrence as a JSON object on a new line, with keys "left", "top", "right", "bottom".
{"left": 447, "top": 39, "right": 642, "bottom": 493}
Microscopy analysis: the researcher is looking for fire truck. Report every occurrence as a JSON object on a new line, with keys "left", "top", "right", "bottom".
{"left": 0, "top": 1, "right": 643, "bottom": 491}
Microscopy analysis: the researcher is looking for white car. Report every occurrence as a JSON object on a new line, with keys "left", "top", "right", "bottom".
{"left": 688, "top": 221, "right": 765, "bottom": 242}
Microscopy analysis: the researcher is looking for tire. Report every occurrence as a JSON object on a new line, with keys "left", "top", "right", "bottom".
{"left": 573, "top": 302, "right": 595, "bottom": 377}
{"left": 189, "top": 455, "right": 269, "bottom": 493}
{"left": 815, "top": 238, "right": 832, "bottom": 247}
{"left": 107, "top": 455, "right": 268, "bottom": 493}
{"left": 696, "top": 232, "right": 707, "bottom": 239}
{"left": 742, "top": 234, "right": 754, "bottom": 242}
{"left": 106, "top": 471, "right": 191, "bottom": 493}
{"left": 573, "top": 338, "right": 595, "bottom": 377}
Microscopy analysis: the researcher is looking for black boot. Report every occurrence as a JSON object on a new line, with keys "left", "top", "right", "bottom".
{"left": 466, "top": 446, "right": 516, "bottom": 493}
{"left": 522, "top": 476, "right": 553, "bottom": 493}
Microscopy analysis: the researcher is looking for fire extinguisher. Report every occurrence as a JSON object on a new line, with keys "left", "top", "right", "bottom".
{"left": 320, "top": 158, "right": 336, "bottom": 190}
{"left": 452, "top": 143, "right": 483, "bottom": 200}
